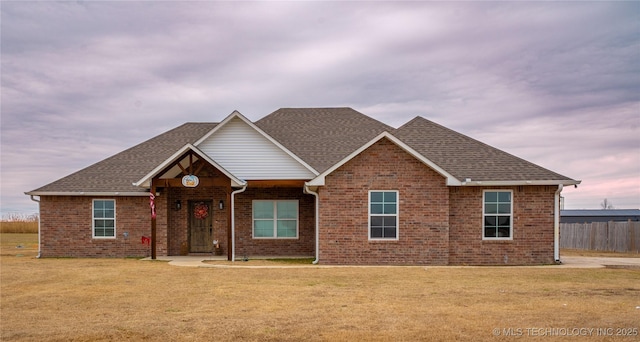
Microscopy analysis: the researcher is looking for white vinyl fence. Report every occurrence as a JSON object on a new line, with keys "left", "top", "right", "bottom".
{"left": 560, "top": 221, "right": 640, "bottom": 253}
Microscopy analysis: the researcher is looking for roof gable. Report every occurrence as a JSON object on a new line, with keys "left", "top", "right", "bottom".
{"left": 195, "top": 111, "right": 317, "bottom": 180}
{"left": 307, "top": 131, "right": 460, "bottom": 186}
{"left": 133, "top": 144, "right": 245, "bottom": 188}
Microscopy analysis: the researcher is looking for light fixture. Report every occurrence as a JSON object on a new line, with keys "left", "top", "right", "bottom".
{"left": 175, "top": 200, "right": 182, "bottom": 211}
{"left": 219, "top": 200, "right": 224, "bottom": 210}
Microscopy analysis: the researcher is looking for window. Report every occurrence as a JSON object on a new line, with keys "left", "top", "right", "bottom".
{"left": 93, "top": 199, "right": 115, "bottom": 238}
{"left": 483, "top": 190, "right": 512, "bottom": 239}
{"left": 253, "top": 200, "right": 298, "bottom": 239}
{"left": 369, "top": 191, "right": 398, "bottom": 240}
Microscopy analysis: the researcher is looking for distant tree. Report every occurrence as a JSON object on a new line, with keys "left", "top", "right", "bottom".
{"left": 0, "top": 213, "right": 38, "bottom": 222}
{"left": 600, "top": 198, "right": 614, "bottom": 210}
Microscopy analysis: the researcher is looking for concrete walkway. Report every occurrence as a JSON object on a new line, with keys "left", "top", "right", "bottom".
{"left": 558, "top": 256, "right": 640, "bottom": 269}
{"left": 142, "top": 256, "right": 640, "bottom": 269}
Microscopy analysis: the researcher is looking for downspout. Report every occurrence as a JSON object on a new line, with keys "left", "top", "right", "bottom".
{"left": 30, "top": 195, "right": 42, "bottom": 258}
{"left": 230, "top": 183, "right": 247, "bottom": 262}
{"left": 554, "top": 184, "right": 563, "bottom": 263}
{"left": 303, "top": 184, "right": 320, "bottom": 264}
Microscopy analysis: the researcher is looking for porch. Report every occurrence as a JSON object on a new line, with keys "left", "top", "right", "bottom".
{"left": 141, "top": 145, "right": 316, "bottom": 260}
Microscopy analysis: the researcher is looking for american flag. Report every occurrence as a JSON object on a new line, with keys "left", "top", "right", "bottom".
{"left": 150, "top": 193, "right": 156, "bottom": 219}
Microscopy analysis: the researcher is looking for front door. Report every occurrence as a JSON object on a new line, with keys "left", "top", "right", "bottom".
{"left": 189, "top": 200, "right": 213, "bottom": 253}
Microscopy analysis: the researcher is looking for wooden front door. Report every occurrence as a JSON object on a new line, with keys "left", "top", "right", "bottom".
{"left": 189, "top": 200, "right": 213, "bottom": 253}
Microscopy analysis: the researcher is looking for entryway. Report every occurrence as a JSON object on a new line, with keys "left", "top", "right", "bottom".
{"left": 189, "top": 200, "right": 213, "bottom": 253}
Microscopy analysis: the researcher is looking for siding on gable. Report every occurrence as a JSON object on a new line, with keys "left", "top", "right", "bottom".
{"left": 197, "top": 117, "right": 316, "bottom": 180}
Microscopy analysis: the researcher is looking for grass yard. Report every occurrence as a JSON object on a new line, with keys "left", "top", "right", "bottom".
{"left": 1, "top": 234, "right": 639, "bottom": 341}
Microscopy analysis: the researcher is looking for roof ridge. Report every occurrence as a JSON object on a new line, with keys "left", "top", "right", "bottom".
{"left": 396, "top": 116, "right": 424, "bottom": 130}
{"left": 256, "top": 107, "right": 395, "bottom": 172}
{"left": 258, "top": 107, "right": 395, "bottom": 129}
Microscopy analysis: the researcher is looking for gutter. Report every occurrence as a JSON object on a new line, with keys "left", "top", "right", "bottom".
{"left": 303, "top": 184, "right": 320, "bottom": 264}
{"left": 459, "top": 180, "right": 581, "bottom": 186}
{"left": 230, "top": 183, "right": 247, "bottom": 262}
{"left": 29, "top": 195, "right": 42, "bottom": 258}
{"left": 25, "top": 191, "right": 150, "bottom": 197}
{"left": 554, "top": 184, "right": 563, "bottom": 263}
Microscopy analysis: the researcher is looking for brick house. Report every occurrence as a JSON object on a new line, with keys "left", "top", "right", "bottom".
{"left": 26, "top": 108, "right": 580, "bottom": 265}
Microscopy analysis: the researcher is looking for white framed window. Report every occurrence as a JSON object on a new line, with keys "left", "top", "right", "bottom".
{"left": 369, "top": 191, "right": 399, "bottom": 240}
{"left": 93, "top": 199, "right": 116, "bottom": 238}
{"left": 252, "top": 200, "right": 298, "bottom": 239}
{"left": 483, "top": 190, "right": 513, "bottom": 240}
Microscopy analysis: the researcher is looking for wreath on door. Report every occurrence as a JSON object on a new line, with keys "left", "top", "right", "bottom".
{"left": 194, "top": 202, "right": 209, "bottom": 220}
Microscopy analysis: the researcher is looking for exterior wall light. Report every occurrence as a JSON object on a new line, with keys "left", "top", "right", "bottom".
{"left": 175, "top": 200, "right": 182, "bottom": 211}
{"left": 219, "top": 200, "right": 224, "bottom": 210}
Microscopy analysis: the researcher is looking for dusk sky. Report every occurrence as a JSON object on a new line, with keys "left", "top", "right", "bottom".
{"left": 1, "top": 1, "right": 638, "bottom": 216}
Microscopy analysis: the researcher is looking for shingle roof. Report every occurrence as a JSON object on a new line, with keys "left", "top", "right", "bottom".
{"left": 255, "top": 108, "right": 394, "bottom": 173}
{"left": 27, "top": 108, "right": 578, "bottom": 194}
{"left": 393, "top": 117, "right": 575, "bottom": 182}
{"left": 28, "top": 123, "right": 217, "bottom": 194}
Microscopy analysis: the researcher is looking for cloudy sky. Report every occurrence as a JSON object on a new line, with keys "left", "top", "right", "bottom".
{"left": 1, "top": 1, "right": 638, "bottom": 216}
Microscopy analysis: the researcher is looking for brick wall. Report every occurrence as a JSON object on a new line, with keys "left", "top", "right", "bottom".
{"left": 164, "top": 162, "right": 231, "bottom": 255}
{"left": 37, "top": 157, "right": 558, "bottom": 264}
{"left": 39, "top": 195, "right": 161, "bottom": 257}
{"left": 318, "top": 138, "right": 450, "bottom": 265}
{"left": 234, "top": 187, "right": 315, "bottom": 258}
{"left": 167, "top": 186, "right": 229, "bottom": 256}
{"left": 448, "top": 185, "right": 557, "bottom": 265}
{"left": 38, "top": 185, "right": 314, "bottom": 258}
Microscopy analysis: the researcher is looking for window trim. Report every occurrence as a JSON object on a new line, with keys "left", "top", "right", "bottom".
{"left": 368, "top": 190, "right": 399, "bottom": 241}
{"left": 92, "top": 199, "right": 116, "bottom": 239}
{"left": 482, "top": 190, "right": 513, "bottom": 240}
{"left": 252, "top": 200, "right": 299, "bottom": 239}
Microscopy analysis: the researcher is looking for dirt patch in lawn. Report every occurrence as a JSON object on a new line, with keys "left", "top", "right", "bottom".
{"left": 604, "top": 265, "right": 640, "bottom": 270}
{"left": 2, "top": 235, "right": 639, "bottom": 341}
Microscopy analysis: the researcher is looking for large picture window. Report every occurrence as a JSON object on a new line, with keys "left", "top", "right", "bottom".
{"left": 93, "top": 199, "right": 115, "bottom": 238}
{"left": 369, "top": 191, "right": 398, "bottom": 240}
{"left": 483, "top": 190, "right": 512, "bottom": 239}
{"left": 253, "top": 200, "right": 298, "bottom": 239}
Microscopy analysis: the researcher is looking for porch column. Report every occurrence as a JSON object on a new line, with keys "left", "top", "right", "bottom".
{"left": 151, "top": 181, "right": 157, "bottom": 260}
{"left": 227, "top": 189, "right": 232, "bottom": 261}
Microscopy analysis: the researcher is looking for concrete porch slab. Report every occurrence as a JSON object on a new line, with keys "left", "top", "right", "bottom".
{"left": 141, "top": 255, "right": 314, "bottom": 267}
